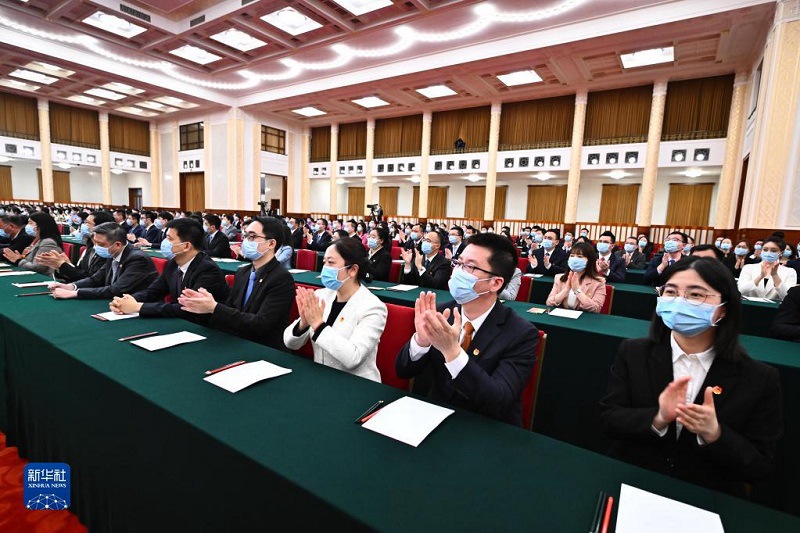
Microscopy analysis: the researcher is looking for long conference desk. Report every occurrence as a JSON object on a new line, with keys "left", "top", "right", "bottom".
{"left": 1, "top": 267, "right": 799, "bottom": 531}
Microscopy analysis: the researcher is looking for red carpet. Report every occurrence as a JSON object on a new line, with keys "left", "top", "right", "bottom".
{"left": 0, "top": 433, "right": 87, "bottom": 532}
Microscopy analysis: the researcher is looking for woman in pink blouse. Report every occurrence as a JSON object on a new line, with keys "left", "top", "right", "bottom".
{"left": 546, "top": 242, "right": 607, "bottom": 313}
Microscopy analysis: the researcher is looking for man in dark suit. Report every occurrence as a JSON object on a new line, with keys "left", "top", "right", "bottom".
{"left": 203, "top": 214, "right": 232, "bottom": 258}
{"left": 396, "top": 233, "right": 538, "bottom": 426}
{"left": 771, "top": 285, "right": 800, "bottom": 341}
{"left": 178, "top": 217, "right": 295, "bottom": 349}
{"left": 643, "top": 231, "right": 689, "bottom": 285}
{"left": 306, "top": 218, "right": 332, "bottom": 251}
{"left": 36, "top": 210, "right": 115, "bottom": 282}
{"left": 526, "top": 228, "right": 568, "bottom": 275}
{"left": 288, "top": 217, "right": 304, "bottom": 249}
{"left": 445, "top": 226, "right": 467, "bottom": 260}
{"left": 595, "top": 230, "right": 626, "bottom": 282}
{"left": 110, "top": 218, "right": 230, "bottom": 324}
{"left": 615, "top": 235, "right": 648, "bottom": 270}
{"left": 113, "top": 209, "right": 130, "bottom": 233}
{"left": 135, "top": 210, "right": 163, "bottom": 247}
{"left": 49, "top": 222, "right": 158, "bottom": 300}
{"left": 401, "top": 229, "right": 452, "bottom": 290}
{"left": 126, "top": 212, "right": 145, "bottom": 241}
{"left": 0, "top": 215, "right": 33, "bottom": 253}
{"left": 402, "top": 223, "right": 423, "bottom": 251}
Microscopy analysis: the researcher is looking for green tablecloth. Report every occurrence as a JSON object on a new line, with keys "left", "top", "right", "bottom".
{"left": 624, "top": 268, "right": 647, "bottom": 284}
{"left": 1, "top": 273, "right": 799, "bottom": 531}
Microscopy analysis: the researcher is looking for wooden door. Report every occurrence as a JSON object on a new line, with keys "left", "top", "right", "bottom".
{"left": 129, "top": 188, "right": 143, "bottom": 210}
{"left": 180, "top": 172, "right": 205, "bottom": 212}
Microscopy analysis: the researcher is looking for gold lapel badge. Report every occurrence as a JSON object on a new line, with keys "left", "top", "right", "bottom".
{"left": 472, "top": 348, "right": 480, "bottom": 357}
{"left": 712, "top": 386, "right": 722, "bottom": 395}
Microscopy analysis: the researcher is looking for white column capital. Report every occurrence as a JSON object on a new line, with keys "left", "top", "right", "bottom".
{"left": 575, "top": 91, "right": 588, "bottom": 104}
{"left": 330, "top": 123, "right": 339, "bottom": 133}
{"left": 37, "top": 98, "right": 49, "bottom": 111}
{"left": 734, "top": 71, "right": 750, "bottom": 87}
{"left": 422, "top": 112, "right": 433, "bottom": 123}
{"left": 366, "top": 118, "right": 376, "bottom": 129}
{"left": 490, "top": 102, "right": 502, "bottom": 115}
{"left": 99, "top": 112, "right": 109, "bottom": 122}
{"left": 653, "top": 81, "right": 668, "bottom": 96}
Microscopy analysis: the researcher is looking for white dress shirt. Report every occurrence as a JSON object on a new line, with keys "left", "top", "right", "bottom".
{"left": 737, "top": 263, "right": 797, "bottom": 301}
{"left": 408, "top": 301, "right": 497, "bottom": 379}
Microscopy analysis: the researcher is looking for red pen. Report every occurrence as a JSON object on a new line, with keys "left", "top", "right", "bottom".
{"left": 359, "top": 406, "right": 386, "bottom": 424}
{"left": 205, "top": 360, "right": 246, "bottom": 375}
{"left": 600, "top": 495, "right": 614, "bottom": 533}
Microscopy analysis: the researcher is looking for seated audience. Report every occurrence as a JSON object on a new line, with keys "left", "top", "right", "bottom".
{"left": 526, "top": 229, "right": 568, "bottom": 276}
{"left": 723, "top": 240, "right": 750, "bottom": 277}
{"left": 689, "top": 244, "right": 723, "bottom": 260}
{"left": 615, "top": 236, "right": 648, "bottom": 270}
{"left": 0, "top": 215, "right": 33, "bottom": 253}
{"left": 546, "top": 242, "right": 607, "bottom": 313}
{"left": 643, "top": 231, "right": 688, "bottom": 285}
{"left": 37, "top": 210, "right": 115, "bottom": 282}
{"left": 2, "top": 212, "right": 62, "bottom": 275}
{"left": 203, "top": 214, "right": 232, "bottom": 258}
{"left": 595, "top": 231, "right": 626, "bottom": 282}
{"left": 401, "top": 229, "right": 452, "bottom": 289}
{"left": 365, "top": 226, "right": 392, "bottom": 282}
{"left": 737, "top": 235, "right": 797, "bottom": 301}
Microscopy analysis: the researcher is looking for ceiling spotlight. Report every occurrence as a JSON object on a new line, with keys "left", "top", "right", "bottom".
{"left": 505, "top": 158, "right": 514, "bottom": 168}
{"left": 550, "top": 156, "right": 561, "bottom": 167}
{"left": 671, "top": 150, "right": 686, "bottom": 163}
{"left": 694, "top": 148, "right": 709, "bottom": 162}
{"left": 625, "top": 152, "right": 638, "bottom": 164}
{"left": 534, "top": 156, "right": 545, "bottom": 167}
{"left": 588, "top": 154, "right": 600, "bottom": 165}
{"left": 606, "top": 153, "right": 618, "bottom": 165}
{"left": 472, "top": 160, "right": 480, "bottom": 169}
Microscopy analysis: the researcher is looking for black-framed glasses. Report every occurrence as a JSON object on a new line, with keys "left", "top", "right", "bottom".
{"left": 451, "top": 258, "right": 499, "bottom": 277}
{"left": 655, "top": 285, "right": 722, "bottom": 305}
{"left": 243, "top": 233, "right": 269, "bottom": 242}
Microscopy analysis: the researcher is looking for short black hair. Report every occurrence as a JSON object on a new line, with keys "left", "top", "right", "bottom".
{"left": 330, "top": 236, "right": 369, "bottom": 283}
{"left": 203, "top": 214, "right": 222, "bottom": 229}
{"left": 650, "top": 256, "right": 746, "bottom": 362}
{"left": 142, "top": 210, "right": 157, "bottom": 223}
{"left": 316, "top": 218, "right": 329, "bottom": 228}
{"left": 690, "top": 244, "right": 723, "bottom": 260}
{"left": 599, "top": 230, "right": 616, "bottom": 242}
{"left": 333, "top": 229, "right": 349, "bottom": 239}
{"left": 159, "top": 211, "right": 174, "bottom": 221}
{"left": 449, "top": 226, "right": 464, "bottom": 237}
{"left": 763, "top": 235, "right": 786, "bottom": 251}
{"left": 545, "top": 228, "right": 561, "bottom": 240}
{"left": 89, "top": 211, "right": 115, "bottom": 225}
{"left": 371, "top": 225, "right": 389, "bottom": 244}
{"left": 463, "top": 233, "right": 517, "bottom": 291}
{"left": 250, "top": 216, "right": 285, "bottom": 248}
{"left": 166, "top": 218, "right": 204, "bottom": 250}
{"left": 93, "top": 222, "right": 127, "bottom": 244}
{"left": 667, "top": 230, "right": 688, "bottom": 244}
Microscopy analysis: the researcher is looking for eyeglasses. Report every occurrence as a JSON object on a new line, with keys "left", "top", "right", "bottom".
{"left": 655, "top": 286, "right": 722, "bottom": 305}
{"left": 451, "top": 258, "right": 499, "bottom": 277}
{"left": 243, "top": 233, "right": 269, "bottom": 242}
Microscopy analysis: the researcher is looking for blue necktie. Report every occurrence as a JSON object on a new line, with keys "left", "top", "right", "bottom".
{"left": 668, "top": 259, "right": 675, "bottom": 266}
{"left": 111, "top": 260, "right": 119, "bottom": 283}
{"left": 243, "top": 269, "right": 257, "bottom": 306}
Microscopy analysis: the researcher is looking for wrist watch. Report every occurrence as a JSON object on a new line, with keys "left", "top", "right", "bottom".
{"left": 573, "top": 288, "right": 582, "bottom": 295}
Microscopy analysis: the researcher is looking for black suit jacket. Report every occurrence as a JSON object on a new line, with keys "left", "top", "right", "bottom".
{"left": 290, "top": 228, "right": 303, "bottom": 250}
{"left": 403, "top": 252, "right": 452, "bottom": 290}
{"left": 307, "top": 231, "right": 332, "bottom": 251}
{"left": 600, "top": 336, "right": 783, "bottom": 496}
{"left": 525, "top": 246, "right": 568, "bottom": 276}
{"left": 643, "top": 253, "right": 686, "bottom": 285}
{"left": 448, "top": 241, "right": 467, "bottom": 260}
{"left": 396, "top": 301, "right": 538, "bottom": 426}
{"left": 6, "top": 230, "right": 33, "bottom": 253}
{"left": 74, "top": 244, "right": 158, "bottom": 299}
{"left": 141, "top": 224, "right": 163, "bottom": 245}
{"left": 614, "top": 249, "right": 648, "bottom": 270}
{"left": 597, "top": 252, "right": 626, "bottom": 282}
{"left": 204, "top": 231, "right": 231, "bottom": 258}
{"left": 131, "top": 252, "right": 230, "bottom": 322}
{"left": 366, "top": 246, "right": 392, "bottom": 283}
{"left": 770, "top": 285, "right": 800, "bottom": 342}
{"left": 209, "top": 258, "right": 295, "bottom": 349}
{"left": 57, "top": 244, "right": 105, "bottom": 283}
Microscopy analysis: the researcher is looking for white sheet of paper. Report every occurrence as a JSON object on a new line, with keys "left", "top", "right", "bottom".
{"left": 131, "top": 331, "right": 206, "bottom": 351}
{"left": 548, "top": 308, "right": 583, "bottom": 319}
{"left": 386, "top": 284, "right": 418, "bottom": 292}
{"left": 288, "top": 269, "right": 309, "bottom": 274}
{"left": 12, "top": 281, "right": 51, "bottom": 287}
{"left": 0, "top": 271, "right": 36, "bottom": 277}
{"left": 522, "top": 273, "right": 543, "bottom": 278}
{"left": 212, "top": 258, "right": 240, "bottom": 263}
{"left": 94, "top": 311, "right": 139, "bottom": 321}
{"left": 743, "top": 296, "right": 773, "bottom": 303}
{"left": 362, "top": 396, "right": 454, "bottom": 447}
{"left": 0, "top": 264, "right": 11, "bottom": 268}
{"left": 615, "top": 484, "right": 724, "bottom": 533}
{"left": 203, "top": 360, "right": 292, "bottom": 393}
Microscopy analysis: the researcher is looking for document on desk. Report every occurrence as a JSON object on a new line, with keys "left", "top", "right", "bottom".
{"left": 12, "top": 281, "right": 51, "bottom": 288}
{"left": 288, "top": 269, "right": 309, "bottom": 274}
{"left": 386, "top": 284, "right": 418, "bottom": 292}
{"left": 212, "top": 258, "right": 240, "bottom": 263}
{"left": 0, "top": 271, "right": 36, "bottom": 277}
{"left": 92, "top": 311, "right": 139, "bottom": 321}
{"left": 548, "top": 308, "right": 583, "bottom": 319}
{"left": 131, "top": 331, "right": 206, "bottom": 351}
{"left": 742, "top": 296, "right": 774, "bottom": 303}
{"left": 204, "top": 360, "right": 292, "bottom": 393}
{"left": 362, "top": 396, "right": 454, "bottom": 447}
{"left": 615, "top": 484, "right": 723, "bottom": 533}
{"left": 522, "top": 273, "right": 543, "bottom": 278}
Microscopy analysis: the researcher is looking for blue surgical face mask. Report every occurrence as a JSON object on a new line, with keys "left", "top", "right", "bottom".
{"left": 760, "top": 251, "right": 780, "bottom": 263}
{"left": 321, "top": 265, "right": 349, "bottom": 291}
{"left": 580, "top": 231, "right": 587, "bottom": 237}
{"left": 80, "top": 223, "right": 90, "bottom": 236}
{"left": 448, "top": 267, "right": 492, "bottom": 304}
{"left": 596, "top": 242, "right": 610, "bottom": 254}
{"left": 624, "top": 243, "right": 636, "bottom": 253}
{"left": 734, "top": 247, "right": 748, "bottom": 256}
{"left": 656, "top": 297, "right": 723, "bottom": 337}
{"left": 754, "top": 244, "right": 762, "bottom": 251}
{"left": 449, "top": 235, "right": 458, "bottom": 245}
{"left": 638, "top": 239, "right": 647, "bottom": 247}
{"left": 367, "top": 237, "right": 379, "bottom": 249}
{"left": 25, "top": 224, "right": 36, "bottom": 237}
{"left": 533, "top": 234, "right": 543, "bottom": 243}
{"left": 663, "top": 240, "right": 681, "bottom": 254}
{"left": 783, "top": 249, "right": 792, "bottom": 258}
{"left": 160, "top": 239, "right": 180, "bottom": 260}
{"left": 241, "top": 239, "right": 264, "bottom": 261}
{"left": 0, "top": 228, "right": 7, "bottom": 238}
{"left": 203, "top": 224, "right": 210, "bottom": 233}
{"left": 421, "top": 241, "right": 433, "bottom": 255}
{"left": 287, "top": 221, "right": 294, "bottom": 230}
{"left": 410, "top": 231, "right": 420, "bottom": 241}
{"left": 315, "top": 224, "right": 323, "bottom": 233}
{"left": 463, "top": 233, "right": 471, "bottom": 241}
{"left": 542, "top": 239, "right": 554, "bottom": 250}
{"left": 564, "top": 235, "right": 573, "bottom": 243}
{"left": 720, "top": 242, "right": 731, "bottom": 251}
{"left": 568, "top": 257, "right": 588, "bottom": 272}
{"left": 154, "top": 219, "right": 164, "bottom": 229}
{"left": 94, "top": 244, "right": 112, "bottom": 259}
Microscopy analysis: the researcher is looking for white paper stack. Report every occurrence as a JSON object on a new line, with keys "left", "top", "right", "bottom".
{"left": 386, "top": 284, "right": 418, "bottom": 292}
{"left": 94, "top": 311, "right": 139, "bottom": 321}
{"left": 0, "top": 271, "right": 36, "bottom": 277}
{"left": 131, "top": 331, "right": 206, "bottom": 351}
{"left": 615, "top": 484, "right": 724, "bottom": 533}
{"left": 362, "top": 396, "right": 454, "bottom": 447}
{"left": 203, "top": 360, "right": 292, "bottom": 393}
{"left": 548, "top": 308, "right": 583, "bottom": 319}
{"left": 12, "top": 281, "right": 51, "bottom": 288}
{"left": 288, "top": 269, "right": 309, "bottom": 274}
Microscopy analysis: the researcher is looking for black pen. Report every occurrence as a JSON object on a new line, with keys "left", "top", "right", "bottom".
{"left": 354, "top": 400, "right": 384, "bottom": 424}
{"left": 16, "top": 291, "right": 52, "bottom": 297}
{"left": 119, "top": 331, "right": 159, "bottom": 342}
{"left": 589, "top": 491, "right": 606, "bottom": 533}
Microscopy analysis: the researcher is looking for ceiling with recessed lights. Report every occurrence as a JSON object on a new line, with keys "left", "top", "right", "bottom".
{"left": 0, "top": 0, "right": 775, "bottom": 125}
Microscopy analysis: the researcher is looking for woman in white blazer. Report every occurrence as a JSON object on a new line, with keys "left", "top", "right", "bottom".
{"left": 284, "top": 237, "right": 387, "bottom": 382}
{"left": 738, "top": 235, "right": 797, "bottom": 301}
